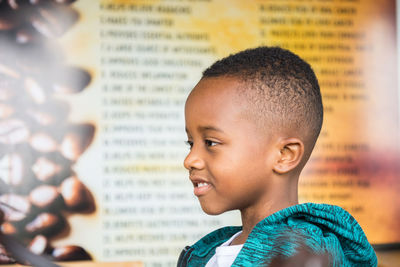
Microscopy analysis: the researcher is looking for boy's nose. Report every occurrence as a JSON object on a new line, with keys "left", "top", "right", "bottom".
{"left": 183, "top": 148, "right": 204, "bottom": 171}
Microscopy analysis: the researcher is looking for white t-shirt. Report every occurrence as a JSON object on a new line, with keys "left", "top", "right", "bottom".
{"left": 205, "top": 231, "right": 243, "bottom": 267}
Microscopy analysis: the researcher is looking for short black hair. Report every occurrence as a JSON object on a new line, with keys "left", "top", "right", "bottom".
{"left": 202, "top": 46, "right": 323, "bottom": 159}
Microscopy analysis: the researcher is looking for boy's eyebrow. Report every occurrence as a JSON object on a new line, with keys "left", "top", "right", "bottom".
{"left": 198, "top": 125, "right": 225, "bottom": 133}
{"left": 185, "top": 125, "right": 225, "bottom": 134}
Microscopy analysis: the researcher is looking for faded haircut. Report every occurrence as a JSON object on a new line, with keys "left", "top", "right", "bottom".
{"left": 202, "top": 46, "right": 323, "bottom": 159}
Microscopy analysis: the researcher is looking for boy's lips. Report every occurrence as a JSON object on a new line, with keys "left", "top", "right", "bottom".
{"left": 189, "top": 176, "right": 212, "bottom": 197}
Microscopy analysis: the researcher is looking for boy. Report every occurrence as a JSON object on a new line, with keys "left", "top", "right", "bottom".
{"left": 177, "top": 47, "right": 377, "bottom": 266}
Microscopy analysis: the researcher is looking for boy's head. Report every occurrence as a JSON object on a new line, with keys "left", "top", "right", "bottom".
{"left": 184, "top": 46, "right": 323, "bottom": 215}
{"left": 202, "top": 46, "right": 323, "bottom": 159}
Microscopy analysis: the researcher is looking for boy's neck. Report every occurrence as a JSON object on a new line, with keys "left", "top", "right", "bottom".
{"left": 231, "top": 175, "right": 299, "bottom": 246}
{"left": 232, "top": 199, "right": 298, "bottom": 245}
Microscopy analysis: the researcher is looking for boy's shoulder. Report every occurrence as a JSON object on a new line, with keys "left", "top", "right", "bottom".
{"left": 239, "top": 203, "right": 377, "bottom": 267}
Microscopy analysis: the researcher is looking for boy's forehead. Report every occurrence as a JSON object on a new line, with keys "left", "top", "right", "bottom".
{"left": 185, "top": 77, "right": 260, "bottom": 131}
{"left": 187, "top": 77, "right": 243, "bottom": 105}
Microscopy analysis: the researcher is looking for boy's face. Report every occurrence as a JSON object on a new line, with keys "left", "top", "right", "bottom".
{"left": 184, "top": 77, "right": 279, "bottom": 215}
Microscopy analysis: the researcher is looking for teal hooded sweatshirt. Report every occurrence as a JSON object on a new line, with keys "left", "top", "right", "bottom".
{"left": 177, "top": 203, "right": 377, "bottom": 267}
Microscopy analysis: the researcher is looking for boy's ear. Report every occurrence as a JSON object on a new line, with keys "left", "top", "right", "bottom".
{"left": 273, "top": 138, "right": 304, "bottom": 174}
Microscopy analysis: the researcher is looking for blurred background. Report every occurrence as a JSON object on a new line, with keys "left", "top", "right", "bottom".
{"left": 0, "top": 0, "right": 399, "bottom": 266}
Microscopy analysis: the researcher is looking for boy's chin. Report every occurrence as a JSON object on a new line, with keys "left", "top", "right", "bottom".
{"left": 200, "top": 203, "right": 228, "bottom": 216}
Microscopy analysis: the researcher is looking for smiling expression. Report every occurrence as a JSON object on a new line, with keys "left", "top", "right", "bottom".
{"left": 184, "top": 77, "right": 280, "bottom": 215}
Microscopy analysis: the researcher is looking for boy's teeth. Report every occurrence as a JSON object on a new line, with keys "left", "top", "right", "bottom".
{"left": 197, "top": 182, "right": 208, "bottom": 188}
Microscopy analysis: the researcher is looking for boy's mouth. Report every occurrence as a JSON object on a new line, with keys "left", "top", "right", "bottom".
{"left": 196, "top": 182, "right": 209, "bottom": 188}
{"left": 193, "top": 182, "right": 211, "bottom": 196}
{"left": 189, "top": 175, "right": 212, "bottom": 196}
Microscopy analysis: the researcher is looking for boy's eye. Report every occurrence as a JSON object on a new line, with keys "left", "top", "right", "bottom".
{"left": 205, "top": 140, "right": 218, "bottom": 147}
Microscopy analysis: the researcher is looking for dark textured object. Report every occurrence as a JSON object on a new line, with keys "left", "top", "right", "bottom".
{"left": 0, "top": 194, "right": 31, "bottom": 222}
{"left": 60, "top": 123, "right": 96, "bottom": 161}
{"left": 60, "top": 176, "right": 95, "bottom": 212}
{"left": 0, "top": 242, "right": 16, "bottom": 264}
{"left": 29, "top": 4, "right": 79, "bottom": 38}
{"left": 52, "top": 245, "right": 91, "bottom": 261}
{"left": 28, "top": 235, "right": 51, "bottom": 255}
{"left": 0, "top": 9, "right": 17, "bottom": 30}
{"left": 1, "top": 222, "right": 17, "bottom": 235}
{"left": 0, "top": 234, "right": 60, "bottom": 266}
{"left": 52, "top": 66, "right": 92, "bottom": 94}
{"left": 0, "top": 0, "right": 96, "bottom": 262}
{"left": 29, "top": 185, "right": 62, "bottom": 209}
{"left": 0, "top": 208, "right": 4, "bottom": 224}
{"left": 25, "top": 212, "right": 66, "bottom": 237}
